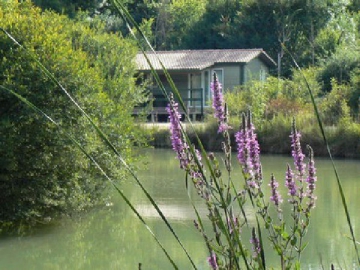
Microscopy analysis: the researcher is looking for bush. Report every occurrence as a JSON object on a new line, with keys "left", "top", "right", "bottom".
{"left": 225, "top": 73, "right": 319, "bottom": 129}
{"left": 330, "top": 118, "right": 360, "bottom": 158}
{"left": 0, "top": 0, "right": 145, "bottom": 231}
{"left": 318, "top": 79, "right": 353, "bottom": 125}
{"left": 318, "top": 44, "right": 360, "bottom": 92}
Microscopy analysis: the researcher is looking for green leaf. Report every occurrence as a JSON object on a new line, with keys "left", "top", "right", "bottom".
{"left": 300, "top": 242, "right": 309, "bottom": 252}
{"left": 226, "top": 192, "right": 232, "bottom": 206}
{"left": 281, "top": 231, "right": 290, "bottom": 240}
{"left": 274, "top": 244, "right": 282, "bottom": 256}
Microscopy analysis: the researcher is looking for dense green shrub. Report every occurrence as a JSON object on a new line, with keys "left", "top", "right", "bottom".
{"left": 0, "top": 0, "right": 146, "bottom": 231}
{"left": 318, "top": 79, "right": 353, "bottom": 125}
{"left": 32, "top": 0, "right": 103, "bottom": 18}
{"left": 318, "top": 44, "right": 360, "bottom": 92}
{"left": 349, "top": 68, "right": 360, "bottom": 115}
{"left": 330, "top": 116, "right": 360, "bottom": 158}
{"left": 225, "top": 73, "right": 319, "bottom": 127}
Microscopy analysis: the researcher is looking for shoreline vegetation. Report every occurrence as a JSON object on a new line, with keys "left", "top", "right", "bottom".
{"left": 143, "top": 120, "right": 360, "bottom": 159}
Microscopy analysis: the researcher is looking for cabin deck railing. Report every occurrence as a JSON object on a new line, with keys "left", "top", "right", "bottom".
{"left": 133, "top": 88, "right": 204, "bottom": 122}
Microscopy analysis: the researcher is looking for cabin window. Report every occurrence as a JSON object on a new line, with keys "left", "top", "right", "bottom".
{"left": 260, "top": 69, "right": 266, "bottom": 81}
{"left": 212, "top": 69, "right": 223, "bottom": 85}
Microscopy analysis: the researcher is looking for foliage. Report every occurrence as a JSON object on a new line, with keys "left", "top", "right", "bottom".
{"left": 225, "top": 82, "right": 268, "bottom": 128}
{"left": 167, "top": 0, "right": 207, "bottom": 49}
{"left": 316, "top": 42, "right": 360, "bottom": 116}
{"left": 33, "top": 0, "right": 360, "bottom": 83}
{"left": 30, "top": 0, "right": 356, "bottom": 87}
{"left": 32, "top": 0, "right": 104, "bottom": 17}
{"left": 331, "top": 119, "right": 360, "bottom": 158}
{"left": 349, "top": 67, "right": 360, "bottom": 115}
{"left": 177, "top": 0, "right": 239, "bottom": 49}
{"left": 318, "top": 79, "right": 352, "bottom": 125}
{"left": 225, "top": 71, "right": 320, "bottom": 128}
{"left": 0, "top": 0, "right": 146, "bottom": 231}
{"left": 318, "top": 44, "right": 360, "bottom": 92}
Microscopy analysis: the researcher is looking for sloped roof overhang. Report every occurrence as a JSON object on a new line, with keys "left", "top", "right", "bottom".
{"left": 136, "top": 49, "right": 276, "bottom": 71}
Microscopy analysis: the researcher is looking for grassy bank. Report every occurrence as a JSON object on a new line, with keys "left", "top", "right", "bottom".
{"left": 144, "top": 116, "right": 360, "bottom": 159}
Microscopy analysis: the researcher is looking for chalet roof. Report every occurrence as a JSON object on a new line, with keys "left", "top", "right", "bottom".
{"left": 136, "top": 49, "right": 276, "bottom": 71}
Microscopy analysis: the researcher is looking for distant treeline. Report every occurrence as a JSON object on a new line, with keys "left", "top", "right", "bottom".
{"left": 33, "top": 0, "right": 360, "bottom": 77}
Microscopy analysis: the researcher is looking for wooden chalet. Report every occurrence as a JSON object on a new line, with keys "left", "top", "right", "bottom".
{"left": 135, "top": 49, "right": 276, "bottom": 121}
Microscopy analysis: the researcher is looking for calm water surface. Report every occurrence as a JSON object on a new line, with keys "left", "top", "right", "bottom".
{"left": 0, "top": 148, "right": 359, "bottom": 269}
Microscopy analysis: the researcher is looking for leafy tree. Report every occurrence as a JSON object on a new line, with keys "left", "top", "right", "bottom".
{"left": 32, "top": 0, "right": 104, "bottom": 17}
{"left": 115, "top": 0, "right": 167, "bottom": 48}
{"left": 318, "top": 43, "right": 360, "bottom": 92}
{"left": 122, "top": 0, "right": 160, "bottom": 26}
{"left": 318, "top": 79, "right": 353, "bottom": 124}
{"left": 181, "top": 0, "right": 241, "bottom": 49}
{"left": 313, "top": 26, "right": 342, "bottom": 61}
{"left": 349, "top": 68, "right": 360, "bottom": 115}
{"left": 0, "top": 0, "right": 145, "bottom": 231}
{"left": 165, "top": 0, "right": 207, "bottom": 49}
{"left": 347, "top": 0, "right": 360, "bottom": 13}
{"left": 229, "top": 0, "right": 333, "bottom": 77}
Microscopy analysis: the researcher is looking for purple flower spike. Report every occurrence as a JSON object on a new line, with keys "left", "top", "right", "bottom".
{"left": 235, "top": 114, "right": 248, "bottom": 167}
{"left": 167, "top": 93, "right": 204, "bottom": 183}
{"left": 269, "top": 174, "right": 283, "bottom": 207}
{"left": 290, "top": 120, "right": 306, "bottom": 181}
{"left": 306, "top": 146, "right": 317, "bottom": 209}
{"left": 207, "top": 251, "right": 218, "bottom": 270}
{"left": 227, "top": 214, "right": 240, "bottom": 235}
{"left": 247, "top": 180, "right": 259, "bottom": 189}
{"left": 285, "top": 164, "right": 297, "bottom": 197}
{"left": 250, "top": 228, "right": 261, "bottom": 258}
{"left": 211, "top": 73, "right": 229, "bottom": 133}
{"left": 235, "top": 112, "right": 262, "bottom": 183}
{"left": 166, "top": 93, "right": 189, "bottom": 169}
{"left": 235, "top": 128, "right": 246, "bottom": 165}
{"left": 247, "top": 119, "right": 261, "bottom": 180}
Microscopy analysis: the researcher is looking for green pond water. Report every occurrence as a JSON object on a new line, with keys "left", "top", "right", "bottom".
{"left": 0, "top": 148, "right": 359, "bottom": 269}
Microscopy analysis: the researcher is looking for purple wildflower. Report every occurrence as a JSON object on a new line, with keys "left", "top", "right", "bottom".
{"left": 247, "top": 180, "right": 259, "bottom": 189}
{"left": 290, "top": 120, "right": 306, "bottom": 181}
{"left": 269, "top": 174, "right": 283, "bottom": 207}
{"left": 211, "top": 73, "right": 229, "bottom": 133}
{"left": 207, "top": 251, "right": 218, "bottom": 270}
{"left": 306, "top": 146, "right": 317, "bottom": 209}
{"left": 285, "top": 164, "right": 297, "bottom": 197}
{"left": 190, "top": 149, "right": 203, "bottom": 179}
{"left": 250, "top": 228, "right": 261, "bottom": 258}
{"left": 235, "top": 128, "right": 246, "bottom": 165}
{"left": 227, "top": 214, "right": 239, "bottom": 235}
{"left": 247, "top": 119, "right": 261, "bottom": 180}
{"left": 235, "top": 112, "right": 262, "bottom": 183}
{"left": 167, "top": 93, "right": 204, "bottom": 185}
{"left": 166, "top": 94, "right": 189, "bottom": 169}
